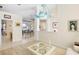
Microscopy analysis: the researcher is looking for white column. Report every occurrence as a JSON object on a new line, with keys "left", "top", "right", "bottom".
{"left": 35, "top": 18, "right": 40, "bottom": 41}
{"left": 36, "top": 19, "right": 40, "bottom": 31}
{"left": 46, "top": 18, "right": 51, "bottom": 32}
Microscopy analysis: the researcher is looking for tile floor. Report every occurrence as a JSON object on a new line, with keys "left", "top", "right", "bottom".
{"left": 0, "top": 40, "right": 36, "bottom": 55}
{"left": 0, "top": 33, "right": 66, "bottom": 55}
{"left": 0, "top": 39, "right": 66, "bottom": 55}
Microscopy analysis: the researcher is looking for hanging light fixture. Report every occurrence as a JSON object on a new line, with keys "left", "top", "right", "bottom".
{"left": 35, "top": 4, "right": 48, "bottom": 19}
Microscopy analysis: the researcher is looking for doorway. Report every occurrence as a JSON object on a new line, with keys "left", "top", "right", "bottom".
{"left": 1, "top": 20, "right": 13, "bottom": 44}
{"left": 22, "top": 20, "right": 34, "bottom": 40}
{"left": 39, "top": 20, "right": 46, "bottom": 31}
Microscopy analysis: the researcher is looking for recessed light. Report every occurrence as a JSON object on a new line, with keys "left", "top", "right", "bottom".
{"left": 17, "top": 4, "right": 21, "bottom": 6}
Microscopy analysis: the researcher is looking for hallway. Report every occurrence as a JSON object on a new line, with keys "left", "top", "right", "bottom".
{"left": 0, "top": 4, "right": 79, "bottom": 55}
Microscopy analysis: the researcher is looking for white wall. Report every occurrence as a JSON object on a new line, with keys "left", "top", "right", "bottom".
{"left": 56, "top": 4, "right": 79, "bottom": 48}
{"left": 12, "top": 14, "right": 22, "bottom": 42}
{"left": 39, "top": 5, "right": 79, "bottom": 48}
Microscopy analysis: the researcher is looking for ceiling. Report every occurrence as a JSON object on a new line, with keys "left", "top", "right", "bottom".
{"left": 0, "top": 4, "right": 56, "bottom": 20}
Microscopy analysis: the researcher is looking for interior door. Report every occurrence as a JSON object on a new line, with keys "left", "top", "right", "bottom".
{"left": 1, "top": 20, "right": 12, "bottom": 43}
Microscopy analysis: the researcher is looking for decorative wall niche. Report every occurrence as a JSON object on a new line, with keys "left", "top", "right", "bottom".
{"left": 52, "top": 22, "right": 59, "bottom": 32}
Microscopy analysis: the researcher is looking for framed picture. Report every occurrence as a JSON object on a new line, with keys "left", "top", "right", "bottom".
{"left": 69, "top": 20, "right": 77, "bottom": 31}
{"left": 16, "top": 22, "right": 20, "bottom": 26}
{"left": 4, "top": 14, "right": 11, "bottom": 19}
